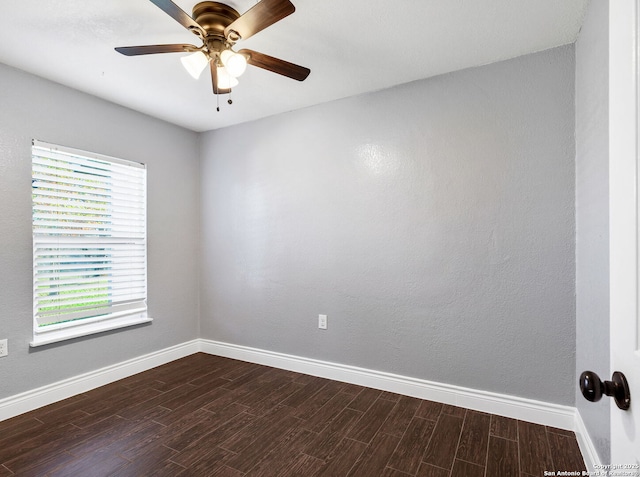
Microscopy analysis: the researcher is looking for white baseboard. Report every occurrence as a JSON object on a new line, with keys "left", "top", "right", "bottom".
{"left": 200, "top": 339, "right": 600, "bottom": 470}
{"left": 200, "top": 339, "right": 577, "bottom": 429}
{"left": 0, "top": 337, "right": 598, "bottom": 471}
{"left": 574, "top": 409, "right": 603, "bottom": 472}
{"left": 0, "top": 340, "right": 199, "bottom": 421}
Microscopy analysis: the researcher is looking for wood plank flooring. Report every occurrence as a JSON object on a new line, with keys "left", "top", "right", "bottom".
{"left": 0, "top": 353, "right": 586, "bottom": 476}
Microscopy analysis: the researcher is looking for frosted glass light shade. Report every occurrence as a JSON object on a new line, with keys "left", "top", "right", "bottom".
{"left": 217, "top": 67, "right": 239, "bottom": 89}
{"left": 226, "top": 53, "right": 247, "bottom": 77}
{"left": 181, "top": 51, "right": 209, "bottom": 79}
{"left": 220, "top": 49, "right": 247, "bottom": 77}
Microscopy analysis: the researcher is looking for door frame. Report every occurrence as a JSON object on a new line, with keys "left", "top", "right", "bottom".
{"left": 609, "top": 0, "right": 640, "bottom": 463}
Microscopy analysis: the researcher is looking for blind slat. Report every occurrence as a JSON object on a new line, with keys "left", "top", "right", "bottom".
{"left": 36, "top": 302, "right": 147, "bottom": 325}
{"left": 37, "top": 292, "right": 146, "bottom": 310}
{"left": 35, "top": 276, "right": 146, "bottom": 287}
{"left": 35, "top": 284, "right": 146, "bottom": 300}
{"left": 36, "top": 254, "right": 144, "bottom": 265}
{"left": 33, "top": 160, "right": 145, "bottom": 185}
{"left": 33, "top": 144, "right": 144, "bottom": 170}
{"left": 33, "top": 204, "right": 143, "bottom": 219}
{"left": 37, "top": 285, "right": 147, "bottom": 301}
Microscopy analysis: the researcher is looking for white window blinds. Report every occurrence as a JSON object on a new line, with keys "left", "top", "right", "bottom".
{"left": 32, "top": 140, "right": 147, "bottom": 333}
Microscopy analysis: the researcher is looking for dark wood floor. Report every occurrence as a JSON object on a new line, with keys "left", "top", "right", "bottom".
{"left": 0, "top": 353, "right": 585, "bottom": 476}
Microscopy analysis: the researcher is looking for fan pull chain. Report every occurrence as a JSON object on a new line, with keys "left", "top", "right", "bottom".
{"left": 228, "top": 89, "right": 233, "bottom": 105}
{"left": 216, "top": 91, "right": 220, "bottom": 112}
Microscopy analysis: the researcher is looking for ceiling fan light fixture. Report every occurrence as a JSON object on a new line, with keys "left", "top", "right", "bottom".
{"left": 115, "top": 0, "right": 311, "bottom": 99}
{"left": 181, "top": 51, "right": 209, "bottom": 79}
{"left": 217, "top": 67, "right": 239, "bottom": 89}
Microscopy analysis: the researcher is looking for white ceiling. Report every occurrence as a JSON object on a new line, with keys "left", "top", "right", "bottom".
{"left": 0, "top": 0, "right": 588, "bottom": 132}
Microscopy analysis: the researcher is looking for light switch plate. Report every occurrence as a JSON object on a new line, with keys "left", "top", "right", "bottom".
{"left": 318, "top": 314, "right": 327, "bottom": 330}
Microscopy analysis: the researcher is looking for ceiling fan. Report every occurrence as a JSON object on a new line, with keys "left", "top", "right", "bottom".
{"left": 115, "top": 0, "right": 310, "bottom": 99}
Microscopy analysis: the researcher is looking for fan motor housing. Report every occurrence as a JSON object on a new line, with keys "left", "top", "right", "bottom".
{"left": 192, "top": 2, "right": 240, "bottom": 35}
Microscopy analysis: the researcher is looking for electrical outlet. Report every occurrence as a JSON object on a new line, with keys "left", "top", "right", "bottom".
{"left": 318, "top": 314, "right": 328, "bottom": 330}
{"left": 0, "top": 339, "right": 7, "bottom": 358}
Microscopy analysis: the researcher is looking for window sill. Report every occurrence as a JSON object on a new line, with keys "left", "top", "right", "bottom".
{"left": 30, "top": 315, "right": 153, "bottom": 348}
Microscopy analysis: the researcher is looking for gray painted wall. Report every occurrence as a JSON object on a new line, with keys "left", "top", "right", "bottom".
{"left": 575, "top": 0, "right": 611, "bottom": 461}
{"left": 0, "top": 63, "right": 200, "bottom": 399}
{"left": 200, "top": 46, "right": 576, "bottom": 404}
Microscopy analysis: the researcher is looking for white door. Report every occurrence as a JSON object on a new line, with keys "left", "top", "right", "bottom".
{"left": 609, "top": 0, "right": 640, "bottom": 465}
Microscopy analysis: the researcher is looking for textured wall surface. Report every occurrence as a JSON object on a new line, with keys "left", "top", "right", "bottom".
{"left": 200, "top": 46, "right": 576, "bottom": 404}
{"left": 0, "top": 63, "right": 200, "bottom": 399}
{"left": 575, "top": 0, "right": 611, "bottom": 462}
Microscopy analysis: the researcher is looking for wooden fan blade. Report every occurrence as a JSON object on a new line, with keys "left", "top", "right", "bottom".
{"left": 115, "top": 44, "right": 199, "bottom": 56}
{"left": 225, "top": 0, "right": 295, "bottom": 41}
{"left": 211, "top": 61, "right": 232, "bottom": 95}
{"left": 239, "top": 49, "right": 310, "bottom": 81}
{"left": 149, "top": 0, "right": 204, "bottom": 36}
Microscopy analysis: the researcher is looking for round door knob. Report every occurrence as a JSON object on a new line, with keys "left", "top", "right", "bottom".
{"left": 579, "top": 371, "right": 631, "bottom": 411}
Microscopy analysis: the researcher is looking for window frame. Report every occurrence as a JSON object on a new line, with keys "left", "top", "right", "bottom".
{"left": 30, "top": 140, "right": 152, "bottom": 347}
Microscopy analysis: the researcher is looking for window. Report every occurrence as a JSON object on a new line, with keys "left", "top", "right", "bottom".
{"left": 31, "top": 140, "right": 151, "bottom": 347}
